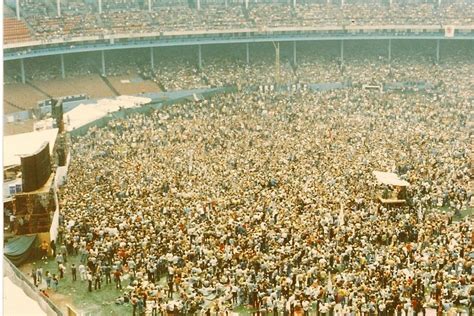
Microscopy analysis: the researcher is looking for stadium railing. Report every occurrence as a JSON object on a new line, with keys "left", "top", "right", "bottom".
{"left": 7, "top": 24, "right": 474, "bottom": 50}
{"left": 3, "top": 256, "right": 65, "bottom": 316}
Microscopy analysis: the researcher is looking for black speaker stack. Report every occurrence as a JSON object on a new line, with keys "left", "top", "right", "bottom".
{"left": 20, "top": 142, "right": 52, "bottom": 192}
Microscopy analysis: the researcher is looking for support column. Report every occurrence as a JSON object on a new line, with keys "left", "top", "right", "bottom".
{"left": 438, "top": 0, "right": 441, "bottom": 7}
{"left": 293, "top": 41, "right": 297, "bottom": 66}
{"left": 327, "top": 0, "right": 330, "bottom": 4}
{"left": 101, "top": 50, "right": 106, "bottom": 76}
{"left": 340, "top": 40, "right": 344, "bottom": 65}
{"left": 389, "top": 0, "right": 393, "bottom": 6}
{"left": 98, "top": 0, "right": 102, "bottom": 14}
{"left": 293, "top": 0, "right": 296, "bottom": 8}
{"left": 388, "top": 39, "right": 392, "bottom": 62}
{"left": 150, "top": 47, "right": 154, "bottom": 69}
{"left": 225, "top": 0, "right": 228, "bottom": 9}
{"left": 246, "top": 43, "right": 250, "bottom": 64}
{"left": 341, "top": 0, "right": 344, "bottom": 7}
{"left": 436, "top": 39, "right": 440, "bottom": 63}
{"left": 274, "top": 42, "right": 280, "bottom": 85}
{"left": 16, "top": 0, "right": 20, "bottom": 20}
{"left": 148, "top": 0, "right": 152, "bottom": 12}
{"left": 198, "top": 45, "right": 202, "bottom": 69}
{"left": 197, "top": 0, "right": 200, "bottom": 10}
{"left": 245, "top": 0, "right": 249, "bottom": 10}
{"left": 20, "top": 59, "right": 26, "bottom": 84}
{"left": 57, "top": 0, "right": 61, "bottom": 17}
{"left": 60, "top": 54, "right": 65, "bottom": 79}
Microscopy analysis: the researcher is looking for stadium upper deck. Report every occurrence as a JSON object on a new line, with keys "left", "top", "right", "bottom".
{"left": 4, "top": 0, "right": 474, "bottom": 47}
{"left": 3, "top": 0, "right": 473, "bottom": 86}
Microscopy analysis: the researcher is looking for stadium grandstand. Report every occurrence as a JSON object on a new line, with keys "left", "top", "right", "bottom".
{"left": 3, "top": 0, "right": 473, "bottom": 315}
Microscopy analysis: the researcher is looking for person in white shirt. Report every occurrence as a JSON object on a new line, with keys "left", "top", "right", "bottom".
{"left": 302, "top": 299, "right": 310, "bottom": 316}
{"left": 58, "top": 263, "right": 66, "bottom": 279}
{"left": 79, "top": 264, "right": 87, "bottom": 281}
{"left": 150, "top": 299, "right": 158, "bottom": 316}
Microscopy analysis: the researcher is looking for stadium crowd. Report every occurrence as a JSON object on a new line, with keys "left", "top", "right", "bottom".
{"left": 10, "top": 39, "right": 468, "bottom": 89}
{"left": 6, "top": 2, "right": 472, "bottom": 315}
{"left": 43, "top": 53, "right": 474, "bottom": 315}
{"left": 6, "top": 0, "right": 473, "bottom": 43}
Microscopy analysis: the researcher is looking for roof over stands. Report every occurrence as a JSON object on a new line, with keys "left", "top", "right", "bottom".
{"left": 3, "top": 128, "right": 59, "bottom": 168}
{"left": 373, "top": 171, "right": 410, "bottom": 187}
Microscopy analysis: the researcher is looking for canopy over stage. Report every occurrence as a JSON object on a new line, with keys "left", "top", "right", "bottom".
{"left": 373, "top": 171, "right": 410, "bottom": 206}
{"left": 3, "top": 128, "right": 59, "bottom": 168}
{"left": 373, "top": 171, "right": 410, "bottom": 187}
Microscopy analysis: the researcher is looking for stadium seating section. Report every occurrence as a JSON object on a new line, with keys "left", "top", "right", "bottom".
{"left": 3, "top": 17, "right": 32, "bottom": 44}
{"left": 3, "top": 1, "right": 474, "bottom": 43}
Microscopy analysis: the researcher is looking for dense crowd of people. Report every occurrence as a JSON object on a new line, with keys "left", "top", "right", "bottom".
{"left": 40, "top": 47, "right": 474, "bottom": 315}
{"left": 4, "top": 1, "right": 471, "bottom": 316}
{"left": 5, "top": 0, "right": 473, "bottom": 42}
{"left": 118, "top": 41, "right": 474, "bottom": 93}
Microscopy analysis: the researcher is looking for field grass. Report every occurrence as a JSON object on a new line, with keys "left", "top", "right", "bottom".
{"left": 433, "top": 206, "right": 473, "bottom": 221}
{"left": 22, "top": 255, "right": 133, "bottom": 316}
{"left": 20, "top": 206, "right": 472, "bottom": 315}
{"left": 22, "top": 254, "right": 249, "bottom": 315}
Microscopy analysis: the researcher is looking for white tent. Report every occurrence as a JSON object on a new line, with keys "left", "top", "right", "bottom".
{"left": 3, "top": 277, "right": 46, "bottom": 316}
{"left": 373, "top": 171, "right": 410, "bottom": 187}
{"left": 3, "top": 128, "right": 59, "bottom": 167}
{"left": 65, "top": 95, "right": 151, "bottom": 131}
{"left": 65, "top": 103, "right": 107, "bottom": 131}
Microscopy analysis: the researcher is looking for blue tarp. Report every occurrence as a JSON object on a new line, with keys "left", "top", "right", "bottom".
{"left": 4, "top": 235, "right": 38, "bottom": 266}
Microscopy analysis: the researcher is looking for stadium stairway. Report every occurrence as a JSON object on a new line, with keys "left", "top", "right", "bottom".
{"left": 290, "top": 60, "right": 298, "bottom": 77}
{"left": 45, "top": 0, "right": 57, "bottom": 16}
{"left": 99, "top": 75, "right": 121, "bottom": 96}
{"left": 4, "top": 100, "right": 27, "bottom": 112}
{"left": 143, "top": 11, "right": 154, "bottom": 25}
{"left": 3, "top": 4, "right": 16, "bottom": 18}
{"left": 23, "top": 21, "right": 37, "bottom": 39}
{"left": 140, "top": 69, "right": 166, "bottom": 92}
{"left": 242, "top": 5, "right": 250, "bottom": 21}
{"left": 201, "top": 71, "right": 210, "bottom": 87}
{"left": 153, "top": 76, "right": 167, "bottom": 92}
{"left": 26, "top": 81, "right": 52, "bottom": 99}
{"left": 96, "top": 13, "right": 105, "bottom": 29}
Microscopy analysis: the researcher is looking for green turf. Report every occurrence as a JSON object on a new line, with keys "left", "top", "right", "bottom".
{"left": 457, "top": 207, "right": 473, "bottom": 220}
{"left": 25, "top": 255, "right": 133, "bottom": 316}
{"left": 233, "top": 305, "right": 254, "bottom": 315}
{"left": 433, "top": 206, "right": 473, "bottom": 221}
{"left": 22, "top": 206, "right": 473, "bottom": 315}
{"left": 24, "top": 254, "right": 253, "bottom": 315}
